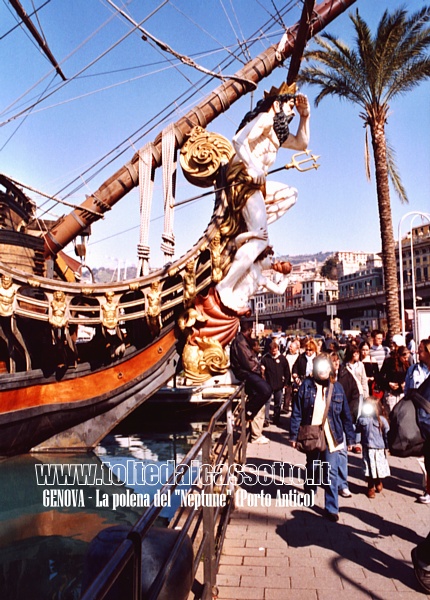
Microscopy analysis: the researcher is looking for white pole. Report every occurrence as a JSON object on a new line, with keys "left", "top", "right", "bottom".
{"left": 397, "top": 211, "right": 430, "bottom": 340}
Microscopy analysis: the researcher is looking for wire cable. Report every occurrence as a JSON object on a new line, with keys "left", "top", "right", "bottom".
{"left": 0, "top": 72, "right": 57, "bottom": 152}
{"left": 104, "top": 0, "right": 257, "bottom": 89}
{"left": 0, "top": 0, "right": 51, "bottom": 40}
{"left": 0, "top": 0, "right": 168, "bottom": 123}
{"left": 54, "top": 8, "right": 293, "bottom": 201}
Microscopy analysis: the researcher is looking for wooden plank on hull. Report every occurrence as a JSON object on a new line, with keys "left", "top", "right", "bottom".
{"left": 0, "top": 328, "right": 177, "bottom": 414}
{"left": 35, "top": 347, "right": 179, "bottom": 451}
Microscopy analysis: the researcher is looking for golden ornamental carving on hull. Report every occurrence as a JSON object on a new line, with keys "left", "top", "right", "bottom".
{"left": 180, "top": 126, "right": 234, "bottom": 188}
{"left": 182, "top": 336, "right": 229, "bottom": 384}
{"left": 183, "top": 259, "right": 197, "bottom": 307}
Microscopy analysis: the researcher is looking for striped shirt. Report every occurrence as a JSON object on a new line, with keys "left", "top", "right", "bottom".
{"left": 370, "top": 344, "right": 390, "bottom": 369}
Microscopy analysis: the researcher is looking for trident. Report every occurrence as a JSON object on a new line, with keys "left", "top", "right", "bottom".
{"left": 172, "top": 149, "right": 320, "bottom": 207}
{"left": 268, "top": 149, "right": 320, "bottom": 175}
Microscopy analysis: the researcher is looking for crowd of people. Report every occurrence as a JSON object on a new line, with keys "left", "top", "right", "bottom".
{"left": 230, "top": 322, "right": 430, "bottom": 591}
{"left": 229, "top": 323, "right": 430, "bottom": 512}
{"left": 229, "top": 321, "right": 430, "bottom": 592}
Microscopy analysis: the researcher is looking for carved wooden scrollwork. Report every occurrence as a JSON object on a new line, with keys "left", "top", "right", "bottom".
{"left": 180, "top": 126, "right": 234, "bottom": 188}
{"left": 182, "top": 336, "right": 229, "bottom": 384}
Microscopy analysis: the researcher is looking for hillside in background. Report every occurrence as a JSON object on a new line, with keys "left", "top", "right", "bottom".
{"left": 91, "top": 252, "right": 334, "bottom": 283}
{"left": 93, "top": 266, "right": 138, "bottom": 284}
{"left": 278, "top": 251, "right": 334, "bottom": 265}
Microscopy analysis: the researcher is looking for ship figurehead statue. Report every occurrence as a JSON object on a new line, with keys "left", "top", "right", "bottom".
{"left": 0, "top": 274, "right": 32, "bottom": 372}
{"left": 178, "top": 80, "right": 318, "bottom": 384}
{"left": 48, "top": 289, "right": 78, "bottom": 368}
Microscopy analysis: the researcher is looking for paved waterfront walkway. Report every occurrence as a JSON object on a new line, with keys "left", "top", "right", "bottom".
{"left": 216, "top": 415, "right": 430, "bottom": 600}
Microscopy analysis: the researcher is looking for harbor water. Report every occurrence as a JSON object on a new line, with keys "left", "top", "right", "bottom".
{"left": 0, "top": 402, "right": 217, "bottom": 600}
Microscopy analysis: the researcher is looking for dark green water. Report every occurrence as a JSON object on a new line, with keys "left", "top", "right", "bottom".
{"left": 0, "top": 404, "right": 213, "bottom": 600}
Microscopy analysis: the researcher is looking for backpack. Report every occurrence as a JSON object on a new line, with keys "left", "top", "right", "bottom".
{"left": 388, "top": 387, "right": 430, "bottom": 457}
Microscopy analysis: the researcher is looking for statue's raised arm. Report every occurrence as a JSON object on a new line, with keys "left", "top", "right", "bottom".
{"left": 279, "top": 93, "right": 310, "bottom": 151}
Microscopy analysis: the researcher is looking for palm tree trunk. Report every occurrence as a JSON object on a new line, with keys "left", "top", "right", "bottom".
{"left": 369, "top": 118, "right": 401, "bottom": 335}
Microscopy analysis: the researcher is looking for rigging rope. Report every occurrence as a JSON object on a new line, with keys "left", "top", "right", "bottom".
{"left": 0, "top": 1, "right": 166, "bottom": 124}
{"left": 5, "top": 175, "right": 101, "bottom": 217}
{"left": 222, "top": 0, "right": 252, "bottom": 63}
{"left": 0, "top": 0, "right": 51, "bottom": 41}
{"left": 30, "top": 0, "right": 47, "bottom": 45}
{"left": 137, "top": 143, "right": 156, "bottom": 275}
{"left": 160, "top": 123, "right": 177, "bottom": 263}
{"left": 18, "top": 1, "right": 296, "bottom": 204}
{"left": 170, "top": 2, "right": 248, "bottom": 67}
{"left": 105, "top": 0, "right": 257, "bottom": 90}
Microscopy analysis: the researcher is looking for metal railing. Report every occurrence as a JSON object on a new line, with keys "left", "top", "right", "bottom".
{"left": 80, "top": 383, "right": 247, "bottom": 600}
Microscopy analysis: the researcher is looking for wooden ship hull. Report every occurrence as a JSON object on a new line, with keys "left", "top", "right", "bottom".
{"left": 0, "top": 171, "right": 227, "bottom": 456}
{"left": 0, "top": 0, "right": 357, "bottom": 457}
{"left": 0, "top": 175, "right": 224, "bottom": 456}
{"left": 0, "top": 328, "right": 178, "bottom": 455}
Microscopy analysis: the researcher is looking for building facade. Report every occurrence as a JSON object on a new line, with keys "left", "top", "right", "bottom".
{"left": 396, "top": 223, "right": 430, "bottom": 285}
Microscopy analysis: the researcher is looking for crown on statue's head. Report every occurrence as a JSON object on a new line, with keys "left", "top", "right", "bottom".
{"left": 264, "top": 81, "right": 297, "bottom": 99}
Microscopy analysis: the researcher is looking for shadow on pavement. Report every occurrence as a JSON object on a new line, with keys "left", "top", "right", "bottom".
{"left": 276, "top": 506, "right": 423, "bottom": 596}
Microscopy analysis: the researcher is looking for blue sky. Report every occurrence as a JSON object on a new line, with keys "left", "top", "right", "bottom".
{"left": 1, "top": 0, "right": 429, "bottom": 270}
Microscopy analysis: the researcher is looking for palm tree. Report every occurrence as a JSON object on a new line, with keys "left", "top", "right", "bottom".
{"left": 298, "top": 6, "right": 430, "bottom": 335}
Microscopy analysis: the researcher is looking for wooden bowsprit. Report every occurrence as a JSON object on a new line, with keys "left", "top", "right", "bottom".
{"left": 42, "top": 0, "right": 357, "bottom": 259}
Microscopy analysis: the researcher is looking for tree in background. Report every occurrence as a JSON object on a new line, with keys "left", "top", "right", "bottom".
{"left": 298, "top": 6, "right": 430, "bottom": 334}
{"left": 320, "top": 255, "right": 338, "bottom": 280}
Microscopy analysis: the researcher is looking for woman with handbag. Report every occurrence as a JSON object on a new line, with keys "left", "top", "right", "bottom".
{"left": 359, "top": 341, "right": 382, "bottom": 399}
{"left": 379, "top": 345, "right": 410, "bottom": 414}
{"left": 290, "top": 354, "right": 356, "bottom": 522}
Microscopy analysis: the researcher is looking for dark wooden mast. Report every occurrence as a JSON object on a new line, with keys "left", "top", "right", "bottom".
{"left": 287, "top": 0, "right": 316, "bottom": 85}
{"left": 44, "top": 0, "right": 357, "bottom": 259}
{"left": 9, "top": 0, "right": 66, "bottom": 81}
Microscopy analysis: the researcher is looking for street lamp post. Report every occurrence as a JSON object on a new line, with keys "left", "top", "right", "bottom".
{"left": 326, "top": 304, "right": 337, "bottom": 337}
{"left": 255, "top": 298, "right": 265, "bottom": 337}
{"left": 398, "top": 211, "right": 430, "bottom": 339}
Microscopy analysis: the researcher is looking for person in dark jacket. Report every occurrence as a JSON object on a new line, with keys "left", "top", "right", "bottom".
{"left": 261, "top": 341, "right": 290, "bottom": 425}
{"left": 379, "top": 345, "right": 410, "bottom": 413}
{"left": 230, "top": 320, "right": 272, "bottom": 444}
{"left": 292, "top": 338, "right": 318, "bottom": 387}
{"left": 290, "top": 354, "right": 356, "bottom": 522}
{"left": 411, "top": 339, "right": 430, "bottom": 593}
{"left": 331, "top": 352, "right": 361, "bottom": 437}
{"left": 330, "top": 351, "right": 361, "bottom": 499}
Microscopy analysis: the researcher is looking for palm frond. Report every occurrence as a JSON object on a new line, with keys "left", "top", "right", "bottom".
{"left": 386, "top": 141, "right": 409, "bottom": 204}
{"left": 385, "top": 57, "right": 430, "bottom": 102}
{"left": 350, "top": 10, "right": 378, "bottom": 98}
{"left": 364, "top": 124, "right": 371, "bottom": 182}
{"left": 299, "top": 63, "right": 365, "bottom": 107}
{"left": 376, "top": 7, "right": 430, "bottom": 99}
{"left": 300, "top": 34, "right": 370, "bottom": 106}
{"left": 305, "top": 34, "right": 362, "bottom": 80}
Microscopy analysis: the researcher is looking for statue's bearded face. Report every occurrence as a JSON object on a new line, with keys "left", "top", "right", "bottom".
{"left": 273, "top": 107, "right": 294, "bottom": 145}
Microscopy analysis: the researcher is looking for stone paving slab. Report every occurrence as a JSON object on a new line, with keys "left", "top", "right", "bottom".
{"left": 216, "top": 416, "right": 430, "bottom": 600}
